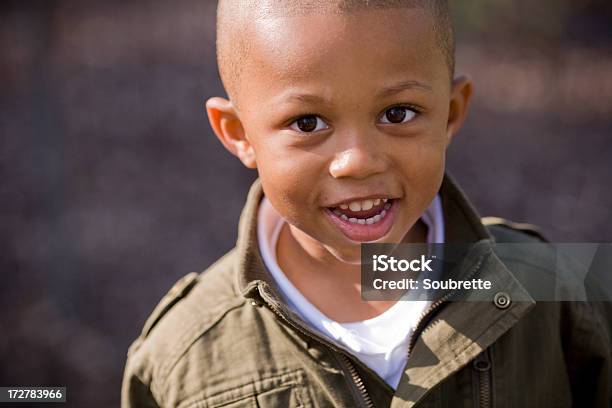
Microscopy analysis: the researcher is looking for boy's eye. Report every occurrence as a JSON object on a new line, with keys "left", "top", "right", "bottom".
{"left": 289, "top": 115, "right": 328, "bottom": 133}
{"left": 380, "top": 106, "right": 417, "bottom": 124}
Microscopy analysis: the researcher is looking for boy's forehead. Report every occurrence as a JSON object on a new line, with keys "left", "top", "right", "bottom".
{"left": 235, "top": 8, "right": 445, "bottom": 99}
{"left": 253, "top": 10, "right": 434, "bottom": 70}
{"left": 218, "top": 0, "right": 448, "bottom": 103}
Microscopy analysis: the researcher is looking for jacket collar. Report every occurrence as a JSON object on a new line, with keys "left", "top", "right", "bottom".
{"left": 232, "top": 172, "right": 535, "bottom": 407}
{"left": 233, "top": 176, "right": 268, "bottom": 300}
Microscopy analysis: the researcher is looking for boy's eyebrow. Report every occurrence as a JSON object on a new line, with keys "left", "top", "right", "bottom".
{"left": 378, "top": 80, "right": 433, "bottom": 97}
{"left": 279, "top": 93, "right": 327, "bottom": 104}
{"left": 275, "top": 80, "right": 434, "bottom": 105}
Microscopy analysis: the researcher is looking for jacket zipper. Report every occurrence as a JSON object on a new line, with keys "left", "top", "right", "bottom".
{"left": 406, "top": 246, "right": 490, "bottom": 358}
{"left": 339, "top": 354, "right": 375, "bottom": 408}
{"left": 258, "top": 289, "right": 374, "bottom": 408}
{"left": 472, "top": 350, "right": 492, "bottom": 408}
{"left": 406, "top": 295, "right": 451, "bottom": 359}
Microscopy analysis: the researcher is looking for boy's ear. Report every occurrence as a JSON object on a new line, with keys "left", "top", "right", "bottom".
{"left": 205, "top": 97, "right": 257, "bottom": 169}
{"left": 445, "top": 75, "right": 473, "bottom": 146}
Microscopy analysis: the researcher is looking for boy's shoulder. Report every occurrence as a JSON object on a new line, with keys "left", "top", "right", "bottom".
{"left": 123, "top": 248, "right": 249, "bottom": 399}
{"left": 138, "top": 249, "right": 242, "bottom": 339}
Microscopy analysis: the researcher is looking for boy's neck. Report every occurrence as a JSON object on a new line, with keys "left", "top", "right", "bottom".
{"left": 276, "top": 219, "right": 428, "bottom": 323}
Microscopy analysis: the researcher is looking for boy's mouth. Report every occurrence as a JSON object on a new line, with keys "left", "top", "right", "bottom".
{"left": 324, "top": 198, "right": 397, "bottom": 242}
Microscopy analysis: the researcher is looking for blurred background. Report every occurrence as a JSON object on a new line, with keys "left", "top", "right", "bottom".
{"left": 1, "top": 0, "right": 611, "bottom": 406}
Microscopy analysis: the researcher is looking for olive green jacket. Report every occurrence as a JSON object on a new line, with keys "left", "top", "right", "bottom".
{"left": 121, "top": 174, "right": 611, "bottom": 408}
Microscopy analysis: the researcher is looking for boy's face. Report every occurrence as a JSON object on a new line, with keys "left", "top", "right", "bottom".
{"left": 208, "top": 8, "right": 471, "bottom": 263}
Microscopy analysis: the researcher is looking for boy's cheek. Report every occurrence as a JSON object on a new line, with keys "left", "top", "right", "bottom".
{"left": 258, "top": 169, "right": 321, "bottom": 227}
{"left": 394, "top": 143, "right": 446, "bottom": 184}
{"left": 256, "top": 143, "right": 326, "bottom": 187}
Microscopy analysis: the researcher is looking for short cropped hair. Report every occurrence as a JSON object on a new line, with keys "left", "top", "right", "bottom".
{"left": 216, "top": 0, "right": 455, "bottom": 100}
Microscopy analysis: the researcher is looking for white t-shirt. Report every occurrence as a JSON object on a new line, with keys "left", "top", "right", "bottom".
{"left": 257, "top": 196, "right": 445, "bottom": 389}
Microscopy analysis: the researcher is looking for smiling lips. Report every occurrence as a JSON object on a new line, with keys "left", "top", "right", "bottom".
{"left": 326, "top": 198, "right": 397, "bottom": 242}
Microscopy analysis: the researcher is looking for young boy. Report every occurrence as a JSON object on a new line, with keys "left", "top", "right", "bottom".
{"left": 122, "top": 1, "right": 611, "bottom": 407}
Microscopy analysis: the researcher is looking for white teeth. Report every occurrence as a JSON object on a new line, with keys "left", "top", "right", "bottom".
{"left": 361, "top": 199, "right": 373, "bottom": 211}
{"left": 342, "top": 198, "right": 384, "bottom": 212}
{"left": 336, "top": 197, "right": 392, "bottom": 225}
{"left": 343, "top": 210, "right": 389, "bottom": 225}
{"left": 349, "top": 202, "right": 361, "bottom": 212}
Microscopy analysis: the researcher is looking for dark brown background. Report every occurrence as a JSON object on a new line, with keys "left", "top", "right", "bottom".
{"left": 1, "top": 1, "right": 611, "bottom": 407}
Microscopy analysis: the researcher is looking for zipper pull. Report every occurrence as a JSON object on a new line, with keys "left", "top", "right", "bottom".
{"left": 472, "top": 351, "right": 491, "bottom": 372}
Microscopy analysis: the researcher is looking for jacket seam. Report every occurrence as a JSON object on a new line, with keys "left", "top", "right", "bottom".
{"left": 176, "top": 367, "right": 307, "bottom": 408}
{"left": 156, "top": 298, "right": 246, "bottom": 400}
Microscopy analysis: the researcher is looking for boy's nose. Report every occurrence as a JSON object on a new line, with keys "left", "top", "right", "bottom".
{"left": 328, "top": 144, "right": 388, "bottom": 180}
